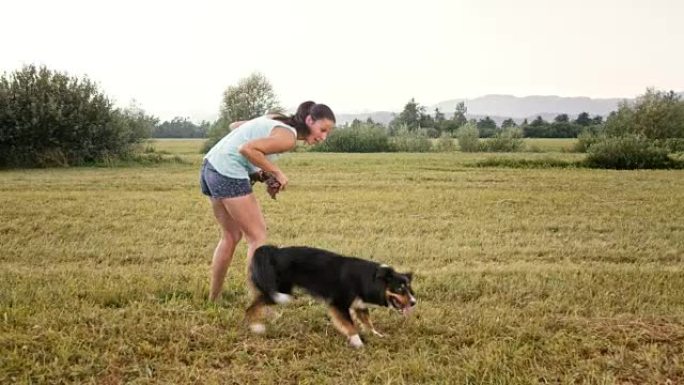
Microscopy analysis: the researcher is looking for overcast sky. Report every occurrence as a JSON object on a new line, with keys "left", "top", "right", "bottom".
{"left": 2, "top": 0, "right": 683, "bottom": 121}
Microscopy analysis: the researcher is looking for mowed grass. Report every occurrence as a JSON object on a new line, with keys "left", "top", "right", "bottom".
{"left": 147, "top": 138, "right": 206, "bottom": 155}
{"left": 1, "top": 140, "right": 683, "bottom": 384}
{"left": 522, "top": 138, "right": 577, "bottom": 152}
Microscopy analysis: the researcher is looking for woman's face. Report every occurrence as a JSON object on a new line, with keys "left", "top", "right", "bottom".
{"left": 304, "top": 116, "right": 335, "bottom": 145}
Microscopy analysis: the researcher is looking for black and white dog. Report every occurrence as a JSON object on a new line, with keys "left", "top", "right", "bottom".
{"left": 246, "top": 245, "right": 416, "bottom": 348}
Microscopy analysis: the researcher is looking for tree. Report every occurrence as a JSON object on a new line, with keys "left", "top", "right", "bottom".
{"left": 434, "top": 108, "right": 446, "bottom": 123}
{"left": 419, "top": 113, "right": 435, "bottom": 129}
{"left": 579, "top": 89, "right": 683, "bottom": 167}
{"left": 439, "top": 120, "right": 460, "bottom": 135}
{"left": 501, "top": 118, "right": 517, "bottom": 129}
{"left": 574, "top": 112, "right": 592, "bottom": 126}
{"left": 118, "top": 100, "right": 158, "bottom": 142}
{"left": 605, "top": 89, "right": 684, "bottom": 139}
{"left": 0, "top": 65, "right": 153, "bottom": 167}
{"left": 350, "top": 118, "right": 363, "bottom": 128}
{"left": 452, "top": 102, "right": 467, "bottom": 127}
{"left": 153, "top": 117, "right": 208, "bottom": 138}
{"left": 220, "top": 72, "right": 281, "bottom": 123}
{"left": 523, "top": 116, "right": 549, "bottom": 137}
{"left": 530, "top": 116, "right": 545, "bottom": 126}
{"left": 391, "top": 98, "right": 424, "bottom": 131}
{"left": 549, "top": 120, "right": 582, "bottom": 138}
{"left": 476, "top": 116, "right": 498, "bottom": 138}
{"left": 522, "top": 115, "right": 582, "bottom": 138}
{"left": 434, "top": 108, "right": 450, "bottom": 135}
{"left": 204, "top": 73, "right": 281, "bottom": 152}
{"left": 554, "top": 114, "right": 569, "bottom": 123}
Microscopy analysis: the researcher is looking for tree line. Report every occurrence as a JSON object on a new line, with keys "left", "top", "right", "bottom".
{"left": 1, "top": 65, "right": 682, "bottom": 168}
{"left": 370, "top": 98, "right": 606, "bottom": 139}
{"left": 151, "top": 117, "right": 210, "bottom": 138}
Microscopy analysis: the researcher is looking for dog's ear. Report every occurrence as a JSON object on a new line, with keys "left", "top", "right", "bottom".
{"left": 404, "top": 272, "right": 413, "bottom": 282}
{"left": 374, "top": 265, "right": 393, "bottom": 282}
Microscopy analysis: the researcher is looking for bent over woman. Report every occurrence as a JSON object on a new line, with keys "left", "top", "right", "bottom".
{"left": 200, "top": 101, "right": 335, "bottom": 301}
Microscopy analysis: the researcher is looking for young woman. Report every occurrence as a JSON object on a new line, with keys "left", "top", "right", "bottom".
{"left": 200, "top": 101, "right": 336, "bottom": 301}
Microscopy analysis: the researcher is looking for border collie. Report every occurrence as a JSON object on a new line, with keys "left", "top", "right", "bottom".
{"left": 246, "top": 245, "right": 416, "bottom": 348}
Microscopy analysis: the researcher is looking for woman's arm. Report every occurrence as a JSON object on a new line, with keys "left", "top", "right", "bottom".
{"left": 238, "top": 127, "right": 296, "bottom": 188}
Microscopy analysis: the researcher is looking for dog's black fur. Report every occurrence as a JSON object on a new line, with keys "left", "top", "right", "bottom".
{"left": 247, "top": 245, "right": 415, "bottom": 347}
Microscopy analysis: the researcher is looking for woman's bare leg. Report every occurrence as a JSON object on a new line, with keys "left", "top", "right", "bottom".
{"left": 219, "top": 193, "right": 268, "bottom": 269}
{"left": 208, "top": 198, "right": 242, "bottom": 302}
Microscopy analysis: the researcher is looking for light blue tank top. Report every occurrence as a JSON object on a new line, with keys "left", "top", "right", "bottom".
{"left": 204, "top": 116, "right": 297, "bottom": 179}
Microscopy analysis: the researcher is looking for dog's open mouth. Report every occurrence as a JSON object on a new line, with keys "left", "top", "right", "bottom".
{"left": 389, "top": 297, "right": 414, "bottom": 316}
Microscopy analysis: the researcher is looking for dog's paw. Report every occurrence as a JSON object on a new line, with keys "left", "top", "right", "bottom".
{"left": 348, "top": 334, "right": 364, "bottom": 348}
{"left": 371, "top": 329, "right": 385, "bottom": 338}
{"left": 249, "top": 323, "right": 266, "bottom": 334}
{"left": 272, "top": 293, "right": 293, "bottom": 304}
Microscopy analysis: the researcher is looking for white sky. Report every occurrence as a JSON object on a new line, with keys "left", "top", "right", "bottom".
{"left": 2, "top": 0, "right": 683, "bottom": 122}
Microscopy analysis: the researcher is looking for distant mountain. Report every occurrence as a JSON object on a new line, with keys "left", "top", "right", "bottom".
{"left": 335, "top": 93, "right": 654, "bottom": 126}
{"left": 192, "top": 92, "right": 683, "bottom": 126}
{"left": 336, "top": 111, "right": 397, "bottom": 126}
{"left": 431, "top": 94, "right": 623, "bottom": 119}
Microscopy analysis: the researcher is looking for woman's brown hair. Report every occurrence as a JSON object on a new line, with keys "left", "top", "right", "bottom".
{"left": 272, "top": 101, "right": 336, "bottom": 138}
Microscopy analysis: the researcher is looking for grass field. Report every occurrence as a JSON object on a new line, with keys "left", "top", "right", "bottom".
{"left": 1, "top": 139, "right": 683, "bottom": 384}
{"left": 521, "top": 138, "right": 577, "bottom": 152}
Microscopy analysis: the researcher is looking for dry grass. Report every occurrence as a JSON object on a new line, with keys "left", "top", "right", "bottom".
{"left": 522, "top": 138, "right": 577, "bottom": 152}
{"left": 1, "top": 140, "right": 683, "bottom": 384}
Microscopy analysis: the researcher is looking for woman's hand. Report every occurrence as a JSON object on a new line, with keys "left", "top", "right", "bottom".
{"left": 260, "top": 170, "right": 284, "bottom": 200}
{"left": 273, "top": 170, "right": 288, "bottom": 191}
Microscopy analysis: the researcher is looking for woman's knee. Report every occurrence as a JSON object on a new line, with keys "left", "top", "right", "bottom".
{"left": 218, "top": 194, "right": 267, "bottom": 248}
{"left": 222, "top": 229, "right": 242, "bottom": 244}
{"left": 243, "top": 231, "right": 267, "bottom": 248}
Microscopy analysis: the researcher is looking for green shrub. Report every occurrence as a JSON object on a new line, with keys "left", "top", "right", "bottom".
{"left": 570, "top": 126, "right": 606, "bottom": 152}
{"left": 311, "top": 125, "right": 439, "bottom": 153}
{"left": 456, "top": 123, "right": 480, "bottom": 152}
{"left": 423, "top": 127, "right": 441, "bottom": 139}
{"left": 0, "top": 65, "right": 155, "bottom": 168}
{"left": 572, "top": 130, "right": 604, "bottom": 153}
{"left": 434, "top": 133, "right": 457, "bottom": 152}
{"left": 604, "top": 89, "right": 684, "bottom": 140}
{"left": 585, "top": 135, "right": 673, "bottom": 169}
{"left": 479, "top": 128, "right": 524, "bottom": 152}
{"left": 312, "top": 125, "right": 391, "bottom": 152}
{"left": 657, "top": 138, "right": 684, "bottom": 152}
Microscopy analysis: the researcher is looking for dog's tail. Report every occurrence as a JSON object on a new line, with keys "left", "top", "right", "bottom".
{"left": 250, "top": 245, "right": 292, "bottom": 305}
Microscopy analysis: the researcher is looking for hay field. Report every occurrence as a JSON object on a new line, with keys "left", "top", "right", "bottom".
{"left": 1, "top": 140, "right": 682, "bottom": 384}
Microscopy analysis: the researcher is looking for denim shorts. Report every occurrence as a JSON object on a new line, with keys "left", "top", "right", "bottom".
{"left": 199, "top": 159, "right": 252, "bottom": 199}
